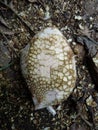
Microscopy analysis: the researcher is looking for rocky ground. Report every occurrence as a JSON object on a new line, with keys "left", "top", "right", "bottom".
{"left": 0, "top": 0, "right": 98, "bottom": 130}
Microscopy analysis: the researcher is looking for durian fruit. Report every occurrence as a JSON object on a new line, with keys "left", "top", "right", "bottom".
{"left": 20, "top": 27, "right": 76, "bottom": 115}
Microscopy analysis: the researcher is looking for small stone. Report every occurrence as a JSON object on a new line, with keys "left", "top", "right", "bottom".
{"left": 30, "top": 117, "right": 34, "bottom": 121}
{"left": 67, "top": 38, "right": 72, "bottom": 42}
{"left": 74, "top": 15, "right": 82, "bottom": 20}
{"left": 43, "top": 127, "right": 50, "bottom": 130}
{"left": 89, "top": 17, "right": 93, "bottom": 21}
{"left": 72, "top": 42, "right": 76, "bottom": 46}
{"left": 30, "top": 113, "right": 33, "bottom": 116}
{"left": 44, "top": 6, "right": 51, "bottom": 20}
{"left": 79, "top": 24, "right": 84, "bottom": 30}
{"left": 86, "top": 95, "right": 97, "bottom": 107}
{"left": 11, "top": 124, "right": 15, "bottom": 130}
